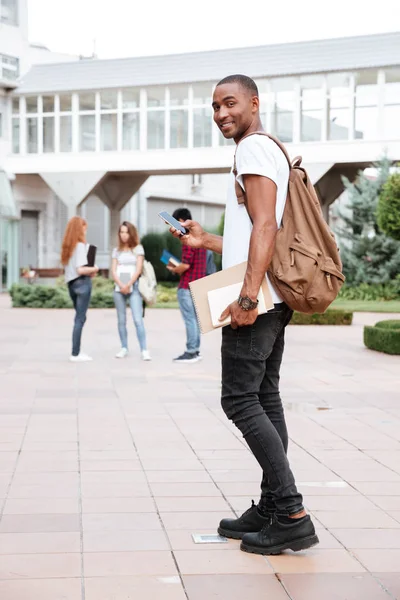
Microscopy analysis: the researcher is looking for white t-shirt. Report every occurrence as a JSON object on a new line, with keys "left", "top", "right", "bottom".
{"left": 112, "top": 245, "right": 144, "bottom": 291}
{"left": 222, "top": 134, "right": 289, "bottom": 304}
{"left": 64, "top": 242, "right": 88, "bottom": 283}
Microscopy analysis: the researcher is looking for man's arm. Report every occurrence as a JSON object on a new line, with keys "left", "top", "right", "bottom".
{"left": 240, "top": 174, "right": 278, "bottom": 301}
{"left": 167, "top": 262, "right": 190, "bottom": 276}
{"left": 170, "top": 221, "right": 223, "bottom": 255}
{"left": 219, "top": 173, "right": 277, "bottom": 328}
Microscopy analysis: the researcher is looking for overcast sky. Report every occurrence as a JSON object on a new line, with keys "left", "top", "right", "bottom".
{"left": 28, "top": 0, "right": 400, "bottom": 59}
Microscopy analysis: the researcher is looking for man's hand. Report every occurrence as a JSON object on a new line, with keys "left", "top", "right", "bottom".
{"left": 219, "top": 301, "right": 258, "bottom": 329}
{"left": 170, "top": 220, "right": 205, "bottom": 248}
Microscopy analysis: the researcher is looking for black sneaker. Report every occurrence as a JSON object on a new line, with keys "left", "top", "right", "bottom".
{"left": 217, "top": 500, "right": 270, "bottom": 540}
{"left": 240, "top": 514, "right": 319, "bottom": 555}
{"left": 173, "top": 352, "right": 199, "bottom": 363}
{"left": 196, "top": 351, "right": 202, "bottom": 360}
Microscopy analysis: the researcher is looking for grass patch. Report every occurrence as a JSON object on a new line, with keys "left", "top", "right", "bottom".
{"left": 331, "top": 299, "right": 400, "bottom": 313}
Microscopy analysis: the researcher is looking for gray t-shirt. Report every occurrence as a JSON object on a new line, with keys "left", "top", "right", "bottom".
{"left": 64, "top": 242, "right": 88, "bottom": 283}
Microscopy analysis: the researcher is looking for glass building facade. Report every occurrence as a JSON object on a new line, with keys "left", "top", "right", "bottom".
{"left": 10, "top": 68, "right": 400, "bottom": 155}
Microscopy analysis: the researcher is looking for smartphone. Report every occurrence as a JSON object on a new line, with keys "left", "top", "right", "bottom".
{"left": 158, "top": 211, "right": 187, "bottom": 235}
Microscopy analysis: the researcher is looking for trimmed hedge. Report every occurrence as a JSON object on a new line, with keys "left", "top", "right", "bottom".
{"left": 291, "top": 309, "right": 353, "bottom": 325}
{"left": 364, "top": 320, "right": 400, "bottom": 355}
{"left": 9, "top": 280, "right": 178, "bottom": 309}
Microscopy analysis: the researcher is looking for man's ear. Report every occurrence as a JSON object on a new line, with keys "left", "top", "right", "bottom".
{"left": 251, "top": 95, "right": 260, "bottom": 113}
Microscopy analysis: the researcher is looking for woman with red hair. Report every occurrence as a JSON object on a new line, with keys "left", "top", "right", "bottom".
{"left": 61, "top": 216, "right": 98, "bottom": 362}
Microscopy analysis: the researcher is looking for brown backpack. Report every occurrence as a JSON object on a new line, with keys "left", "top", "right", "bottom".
{"left": 233, "top": 132, "right": 345, "bottom": 314}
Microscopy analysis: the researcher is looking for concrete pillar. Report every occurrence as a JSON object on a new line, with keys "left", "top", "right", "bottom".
{"left": 39, "top": 171, "right": 106, "bottom": 222}
{"left": 109, "top": 207, "right": 121, "bottom": 255}
{"left": 93, "top": 173, "right": 149, "bottom": 271}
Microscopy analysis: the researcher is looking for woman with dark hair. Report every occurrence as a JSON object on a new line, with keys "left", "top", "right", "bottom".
{"left": 61, "top": 216, "right": 98, "bottom": 362}
{"left": 111, "top": 221, "right": 151, "bottom": 361}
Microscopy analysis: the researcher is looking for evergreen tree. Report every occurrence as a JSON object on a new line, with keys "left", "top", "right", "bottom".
{"left": 337, "top": 156, "right": 400, "bottom": 285}
{"left": 377, "top": 172, "right": 400, "bottom": 241}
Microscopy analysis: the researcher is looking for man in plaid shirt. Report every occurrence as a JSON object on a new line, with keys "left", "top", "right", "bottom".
{"left": 167, "top": 208, "right": 207, "bottom": 363}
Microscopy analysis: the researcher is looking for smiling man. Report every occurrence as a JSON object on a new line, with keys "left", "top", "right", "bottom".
{"left": 169, "top": 74, "right": 319, "bottom": 555}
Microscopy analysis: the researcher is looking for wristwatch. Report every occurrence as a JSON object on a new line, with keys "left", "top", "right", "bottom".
{"left": 238, "top": 295, "right": 259, "bottom": 311}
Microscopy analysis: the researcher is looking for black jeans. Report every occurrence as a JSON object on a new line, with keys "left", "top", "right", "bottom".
{"left": 68, "top": 276, "right": 92, "bottom": 356}
{"left": 221, "top": 304, "right": 304, "bottom": 516}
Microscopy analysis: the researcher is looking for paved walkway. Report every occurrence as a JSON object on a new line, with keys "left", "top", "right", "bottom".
{"left": 0, "top": 295, "right": 399, "bottom": 600}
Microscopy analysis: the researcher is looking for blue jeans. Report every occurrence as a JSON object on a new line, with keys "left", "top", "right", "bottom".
{"left": 113, "top": 283, "right": 147, "bottom": 351}
{"left": 68, "top": 276, "right": 92, "bottom": 356}
{"left": 177, "top": 287, "right": 200, "bottom": 354}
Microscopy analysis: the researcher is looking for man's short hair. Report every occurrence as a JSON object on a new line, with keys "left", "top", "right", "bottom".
{"left": 216, "top": 74, "right": 259, "bottom": 97}
{"left": 172, "top": 208, "right": 192, "bottom": 222}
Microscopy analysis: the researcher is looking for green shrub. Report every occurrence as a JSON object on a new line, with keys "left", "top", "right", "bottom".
{"left": 338, "top": 280, "right": 400, "bottom": 301}
{"left": 377, "top": 172, "right": 400, "bottom": 241}
{"left": 142, "top": 231, "right": 182, "bottom": 283}
{"left": 364, "top": 320, "right": 400, "bottom": 355}
{"left": 375, "top": 319, "right": 400, "bottom": 330}
{"left": 291, "top": 309, "right": 353, "bottom": 325}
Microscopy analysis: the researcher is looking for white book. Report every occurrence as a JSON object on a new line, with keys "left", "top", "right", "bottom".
{"left": 208, "top": 282, "right": 269, "bottom": 328}
{"left": 189, "top": 261, "right": 274, "bottom": 334}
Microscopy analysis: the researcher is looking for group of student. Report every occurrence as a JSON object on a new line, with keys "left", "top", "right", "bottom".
{"left": 60, "top": 208, "right": 210, "bottom": 363}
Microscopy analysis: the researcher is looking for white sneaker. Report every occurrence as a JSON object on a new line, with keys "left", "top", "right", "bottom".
{"left": 141, "top": 350, "right": 152, "bottom": 361}
{"left": 70, "top": 353, "right": 93, "bottom": 362}
{"left": 115, "top": 348, "right": 128, "bottom": 358}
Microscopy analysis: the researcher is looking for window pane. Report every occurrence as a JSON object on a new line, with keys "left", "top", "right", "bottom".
{"left": 147, "top": 87, "right": 165, "bottom": 108}
{"left": 329, "top": 107, "right": 350, "bottom": 140}
{"left": 327, "top": 72, "right": 352, "bottom": 93}
{"left": 12, "top": 119, "right": 19, "bottom": 153}
{"left": 169, "top": 85, "right": 188, "bottom": 106}
{"left": 301, "top": 111, "right": 322, "bottom": 141}
{"left": 192, "top": 82, "right": 213, "bottom": 105}
{"left": 384, "top": 69, "right": 400, "bottom": 105}
{"left": 254, "top": 78, "right": 269, "bottom": 94}
{"left": 123, "top": 88, "right": 140, "bottom": 109}
{"left": 59, "top": 94, "right": 72, "bottom": 111}
{"left": 100, "top": 114, "right": 117, "bottom": 151}
{"left": 12, "top": 97, "right": 19, "bottom": 113}
{"left": 147, "top": 111, "right": 165, "bottom": 149}
{"left": 219, "top": 133, "right": 235, "bottom": 146}
{"left": 194, "top": 108, "right": 212, "bottom": 147}
{"left": 79, "top": 93, "right": 96, "bottom": 111}
{"left": 383, "top": 105, "right": 400, "bottom": 140}
{"left": 355, "top": 106, "right": 378, "bottom": 140}
{"left": 170, "top": 110, "right": 188, "bottom": 148}
{"left": 60, "top": 115, "right": 72, "bottom": 152}
{"left": 122, "top": 113, "right": 139, "bottom": 150}
{"left": 42, "top": 95, "right": 54, "bottom": 113}
{"left": 0, "top": 0, "right": 18, "bottom": 25}
{"left": 79, "top": 115, "right": 96, "bottom": 151}
{"left": 43, "top": 116, "right": 54, "bottom": 152}
{"left": 302, "top": 89, "right": 323, "bottom": 110}
{"left": 356, "top": 71, "right": 378, "bottom": 107}
{"left": 26, "top": 96, "right": 38, "bottom": 113}
{"left": 27, "top": 117, "right": 38, "bottom": 153}
{"left": 272, "top": 89, "right": 294, "bottom": 142}
{"left": 100, "top": 90, "right": 118, "bottom": 110}
{"left": 274, "top": 111, "right": 293, "bottom": 142}
{"left": 1, "top": 53, "right": 19, "bottom": 80}
{"left": 271, "top": 77, "right": 295, "bottom": 93}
